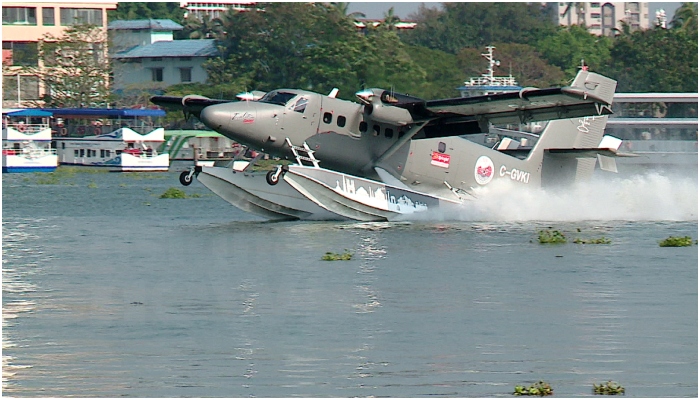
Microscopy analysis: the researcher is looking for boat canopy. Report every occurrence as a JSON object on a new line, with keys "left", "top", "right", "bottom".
{"left": 3, "top": 109, "right": 53, "bottom": 117}
{"left": 38, "top": 108, "right": 165, "bottom": 117}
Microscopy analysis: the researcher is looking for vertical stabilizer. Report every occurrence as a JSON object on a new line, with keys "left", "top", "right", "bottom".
{"left": 526, "top": 70, "right": 617, "bottom": 186}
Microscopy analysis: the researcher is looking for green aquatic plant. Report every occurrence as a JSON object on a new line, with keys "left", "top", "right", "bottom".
{"left": 593, "top": 381, "right": 625, "bottom": 395}
{"left": 35, "top": 173, "right": 60, "bottom": 185}
{"left": 514, "top": 381, "right": 553, "bottom": 396}
{"left": 321, "top": 250, "right": 353, "bottom": 261}
{"left": 659, "top": 236, "right": 693, "bottom": 247}
{"left": 573, "top": 236, "right": 611, "bottom": 244}
{"left": 538, "top": 230, "right": 567, "bottom": 244}
{"left": 159, "top": 187, "right": 188, "bottom": 199}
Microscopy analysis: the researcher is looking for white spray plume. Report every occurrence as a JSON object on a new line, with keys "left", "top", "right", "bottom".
{"left": 426, "top": 172, "right": 698, "bottom": 222}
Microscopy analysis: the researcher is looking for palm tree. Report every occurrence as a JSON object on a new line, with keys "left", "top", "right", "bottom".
{"left": 671, "top": 2, "right": 698, "bottom": 36}
{"left": 330, "top": 2, "right": 365, "bottom": 20}
{"left": 184, "top": 15, "right": 221, "bottom": 39}
{"left": 382, "top": 7, "right": 401, "bottom": 30}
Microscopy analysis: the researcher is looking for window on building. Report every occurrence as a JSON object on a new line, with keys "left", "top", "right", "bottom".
{"left": 337, "top": 115, "right": 346, "bottom": 128}
{"left": 151, "top": 67, "right": 164, "bottom": 82}
{"left": 179, "top": 56, "right": 192, "bottom": 61}
{"left": 179, "top": 67, "right": 192, "bottom": 83}
{"left": 42, "top": 7, "right": 55, "bottom": 26}
{"left": 151, "top": 57, "right": 163, "bottom": 61}
{"left": 2, "top": 7, "right": 37, "bottom": 25}
{"left": 60, "top": 8, "right": 102, "bottom": 26}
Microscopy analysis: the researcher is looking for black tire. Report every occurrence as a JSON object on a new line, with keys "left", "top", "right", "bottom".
{"left": 266, "top": 169, "right": 280, "bottom": 185}
{"left": 179, "top": 171, "right": 193, "bottom": 186}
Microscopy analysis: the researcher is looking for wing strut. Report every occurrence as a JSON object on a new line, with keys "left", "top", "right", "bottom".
{"left": 361, "top": 120, "right": 429, "bottom": 174}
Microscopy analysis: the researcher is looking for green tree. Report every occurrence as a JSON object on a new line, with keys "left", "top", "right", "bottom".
{"left": 671, "top": 2, "right": 698, "bottom": 38}
{"left": 22, "top": 24, "right": 112, "bottom": 107}
{"left": 402, "top": 3, "right": 557, "bottom": 54}
{"left": 108, "top": 2, "right": 184, "bottom": 24}
{"left": 189, "top": 2, "right": 425, "bottom": 100}
{"left": 608, "top": 27, "right": 698, "bottom": 92}
{"left": 537, "top": 25, "right": 612, "bottom": 76}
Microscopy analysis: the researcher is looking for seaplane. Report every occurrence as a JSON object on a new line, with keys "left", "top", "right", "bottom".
{"left": 151, "top": 69, "right": 631, "bottom": 221}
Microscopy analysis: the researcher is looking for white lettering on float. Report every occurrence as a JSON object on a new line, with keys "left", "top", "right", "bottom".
{"left": 499, "top": 165, "right": 531, "bottom": 184}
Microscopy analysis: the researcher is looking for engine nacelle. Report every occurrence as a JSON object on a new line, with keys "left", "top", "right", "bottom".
{"left": 365, "top": 102, "right": 414, "bottom": 126}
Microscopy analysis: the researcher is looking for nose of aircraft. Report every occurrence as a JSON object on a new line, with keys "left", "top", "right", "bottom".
{"left": 199, "top": 104, "right": 232, "bottom": 131}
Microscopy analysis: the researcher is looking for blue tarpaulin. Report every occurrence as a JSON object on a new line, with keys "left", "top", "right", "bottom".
{"left": 5, "top": 109, "right": 53, "bottom": 117}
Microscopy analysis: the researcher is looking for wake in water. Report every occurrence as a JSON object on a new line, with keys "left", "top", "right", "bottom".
{"left": 422, "top": 172, "right": 698, "bottom": 222}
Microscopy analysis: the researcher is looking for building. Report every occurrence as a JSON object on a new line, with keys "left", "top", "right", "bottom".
{"left": 109, "top": 19, "right": 218, "bottom": 90}
{"left": 2, "top": 1, "right": 117, "bottom": 108}
{"left": 353, "top": 19, "right": 417, "bottom": 33}
{"left": 179, "top": 1, "right": 257, "bottom": 19}
{"left": 548, "top": 2, "right": 650, "bottom": 36}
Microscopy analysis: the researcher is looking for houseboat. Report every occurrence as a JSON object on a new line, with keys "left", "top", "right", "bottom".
{"left": 48, "top": 108, "right": 169, "bottom": 172}
{"left": 2, "top": 109, "right": 58, "bottom": 173}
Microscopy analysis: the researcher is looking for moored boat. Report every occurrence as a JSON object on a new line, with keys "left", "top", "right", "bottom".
{"left": 2, "top": 109, "right": 58, "bottom": 173}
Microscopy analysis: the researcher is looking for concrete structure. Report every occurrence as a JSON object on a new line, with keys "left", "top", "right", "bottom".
{"left": 109, "top": 19, "right": 218, "bottom": 90}
{"left": 548, "top": 2, "right": 650, "bottom": 36}
{"left": 2, "top": 1, "right": 117, "bottom": 108}
{"left": 179, "top": 1, "right": 257, "bottom": 19}
{"left": 108, "top": 19, "right": 184, "bottom": 53}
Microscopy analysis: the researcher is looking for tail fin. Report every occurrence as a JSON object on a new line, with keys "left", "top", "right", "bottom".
{"left": 525, "top": 70, "right": 618, "bottom": 186}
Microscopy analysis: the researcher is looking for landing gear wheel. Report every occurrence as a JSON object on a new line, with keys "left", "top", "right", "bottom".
{"left": 266, "top": 169, "right": 281, "bottom": 186}
{"left": 179, "top": 170, "right": 194, "bottom": 186}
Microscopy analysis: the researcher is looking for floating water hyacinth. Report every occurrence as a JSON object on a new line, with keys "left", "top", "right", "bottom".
{"left": 659, "top": 236, "right": 693, "bottom": 247}
{"left": 513, "top": 381, "right": 553, "bottom": 396}
{"left": 321, "top": 250, "right": 353, "bottom": 261}
{"left": 538, "top": 230, "right": 567, "bottom": 244}
{"left": 593, "top": 381, "right": 625, "bottom": 395}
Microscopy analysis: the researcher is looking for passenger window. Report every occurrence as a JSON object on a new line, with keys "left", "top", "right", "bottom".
{"left": 323, "top": 112, "right": 332, "bottom": 124}
{"left": 337, "top": 115, "right": 346, "bottom": 128}
{"left": 438, "top": 141, "right": 446, "bottom": 153}
{"left": 385, "top": 128, "right": 393, "bottom": 138}
{"left": 373, "top": 125, "right": 380, "bottom": 136}
{"left": 359, "top": 121, "right": 368, "bottom": 133}
{"left": 293, "top": 98, "right": 308, "bottom": 113}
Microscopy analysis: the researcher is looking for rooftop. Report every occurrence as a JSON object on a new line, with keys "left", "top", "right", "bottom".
{"left": 113, "top": 39, "right": 218, "bottom": 59}
{"left": 108, "top": 19, "right": 184, "bottom": 31}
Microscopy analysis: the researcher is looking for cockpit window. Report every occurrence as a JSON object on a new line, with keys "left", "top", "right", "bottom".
{"left": 259, "top": 91, "right": 297, "bottom": 106}
{"left": 293, "top": 97, "right": 308, "bottom": 113}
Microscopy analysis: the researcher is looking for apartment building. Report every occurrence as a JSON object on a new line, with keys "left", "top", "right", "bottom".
{"left": 548, "top": 2, "right": 650, "bottom": 36}
{"left": 2, "top": 1, "right": 117, "bottom": 107}
{"left": 179, "top": 1, "right": 257, "bottom": 19}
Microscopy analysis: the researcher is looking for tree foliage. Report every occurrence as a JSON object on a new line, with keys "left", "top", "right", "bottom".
{"left": 537, "top": 25, "right": 612, "bottom": 76}
{"left": 402, "top": 3, "right": 557, "bottom": 54}
{"left": 108, "top": 2, "right": 184, "bottom": 25}
{"left": 197, "top": 3, "right": 425, "bottom": 99}
{"left": 608, "top": 27, "right": 698, "bottom": 92}
{"left": 22, "top": 24, "right": 112, "bottom": 107}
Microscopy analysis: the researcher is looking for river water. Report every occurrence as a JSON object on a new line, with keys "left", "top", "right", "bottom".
{"left": 2, "top": 169, "right": 697, "bottom": 397}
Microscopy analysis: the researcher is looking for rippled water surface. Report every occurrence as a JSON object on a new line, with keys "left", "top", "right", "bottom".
{"left": 2, "top": 170, "right": 697, "bottom": 397}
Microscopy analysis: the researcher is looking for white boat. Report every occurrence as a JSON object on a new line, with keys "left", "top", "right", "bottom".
{"left": 2, "top": 109, "right": 58, "bottom": 173}
{"left": 53, "top": 127, "right": 169, "bottom": 172}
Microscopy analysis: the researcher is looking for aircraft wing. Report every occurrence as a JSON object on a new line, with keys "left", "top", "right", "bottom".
{"left": 420, "top": 71, "right": 617, "bottom": 125}
{"left": 150, "top": 95, "right": 233, "bottom": 119}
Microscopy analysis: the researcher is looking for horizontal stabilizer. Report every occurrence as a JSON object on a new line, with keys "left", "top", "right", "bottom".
{"left": 545, "top": 148, "right": 638, "bottom": 158}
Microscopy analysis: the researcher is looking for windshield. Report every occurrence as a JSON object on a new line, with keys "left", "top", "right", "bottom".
{"left": 259, "top": 91, "right": 297, "bottom": 106}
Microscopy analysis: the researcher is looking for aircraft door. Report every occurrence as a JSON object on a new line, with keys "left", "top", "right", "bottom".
{"left": 279, "top": 94, "right": 322, "bottom": 141}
